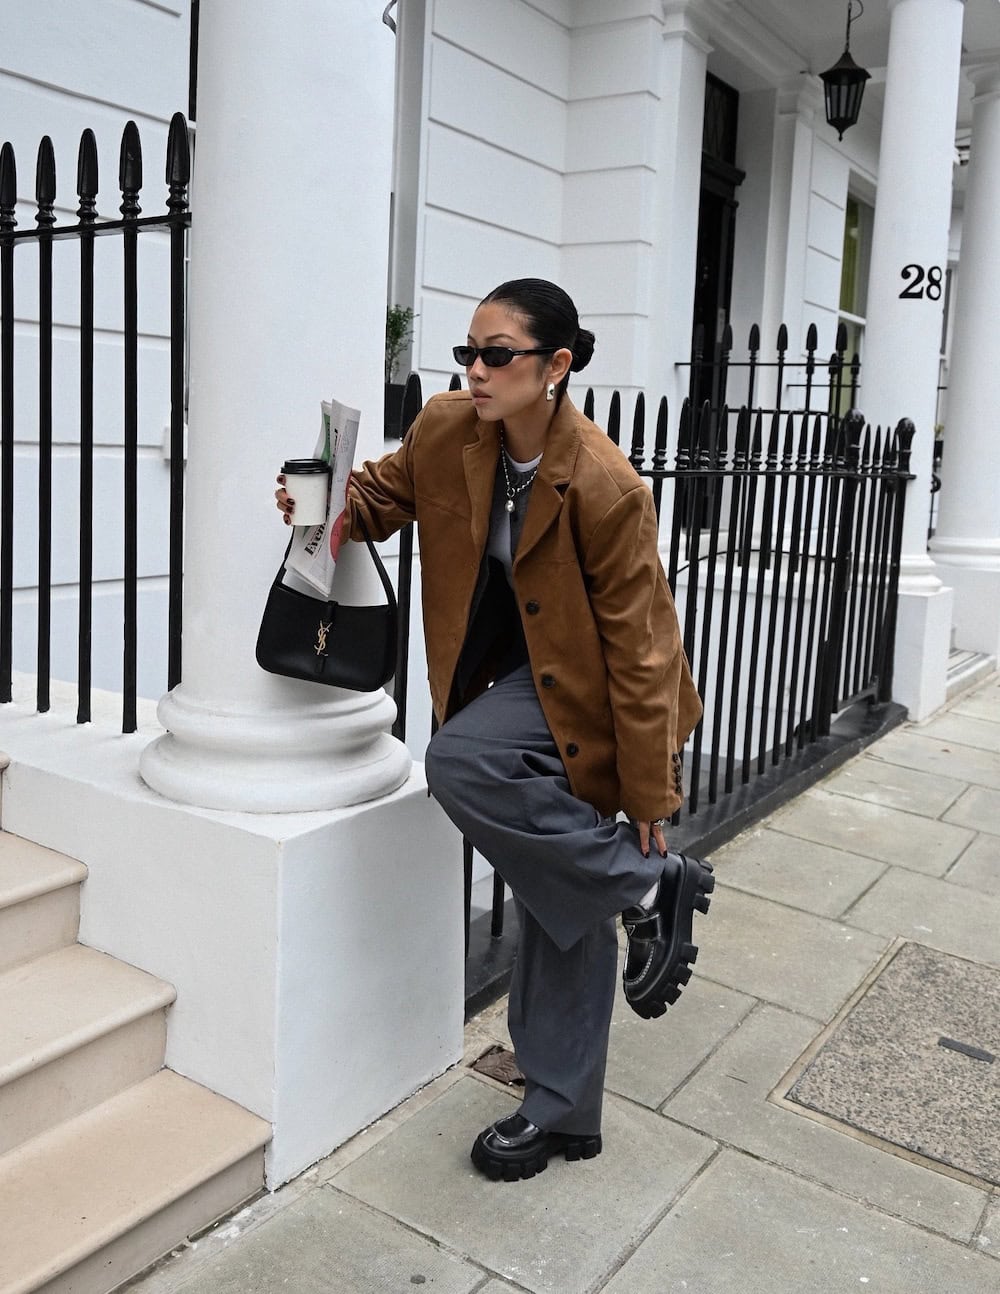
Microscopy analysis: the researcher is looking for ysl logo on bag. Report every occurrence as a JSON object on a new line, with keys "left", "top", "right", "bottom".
{"left": 314, "top": 619, "right": 333, "bottom": 657}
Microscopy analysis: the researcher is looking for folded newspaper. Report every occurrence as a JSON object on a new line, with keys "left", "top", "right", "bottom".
{"left": 283, "top": 397, "right": 361, "bottom": 598}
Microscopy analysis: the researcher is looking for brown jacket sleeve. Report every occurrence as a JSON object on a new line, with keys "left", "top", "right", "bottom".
{"left": 343, "top": 411, "right": 422, "bottom": 542}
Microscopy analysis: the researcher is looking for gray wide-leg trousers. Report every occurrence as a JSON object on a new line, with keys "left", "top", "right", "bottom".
{"left": 424, "top": 663, "right": 663, "bottom": 1135}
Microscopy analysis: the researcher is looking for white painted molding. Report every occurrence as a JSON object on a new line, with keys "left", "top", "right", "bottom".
{"left": 694, "top": 0, "right": 806, "bottom": 84}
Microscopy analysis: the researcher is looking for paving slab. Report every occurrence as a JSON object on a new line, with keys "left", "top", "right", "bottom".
{"left": 945, "top": 833, "right": 1000, "bottom": 895}
{"left": 951, "top": 677, "right": 1000, "bottom": 723}
{"left": 769, "top": 787, "right": 974, "bottom": 875}
{"left": 605, "top": 970, "right": 756, "bottom": 1110}
{"left": 601, "top": 1150, "right": 999, "bottom": 1294}
{"left": 819, "top": 754, "right": 968, "bottom": 818}
{"left": 663, "top": 1003, "right": 987, "bottom": 1239}
{"left": 978, "top": 1195, "right": 1000, "bottom": 1259}
{"left": 469, "top": 994, "right": 514, "bottom": 1047}
{"left": 697, "top": 885, "right": 887, "bottom": 1020}
{"left": 869, "top": 727, "right": 1000, "bottom": 791}
{"left": 711, "top": 825, "right": 886, "bottom": 918}
{"left": 943, "top": 784, "right": 1000, "bottom": 836}
{"left": 311, "top": 1069, "right": 469, "bottom": 1187}
{"left": 844, "top": 867, "right": 1000, "bottom": 968}
{"left": 917, "top": 711, "right": 1000, "bottom": 755}
{"left": 785, "top": 942, "right": 1000, "bottom": 1187}
{"left": 329, "top": 1074, "right": 715, "bottom": 1294}
{"left": 155, "top": 1186, "right": 485, "bottom": 1294}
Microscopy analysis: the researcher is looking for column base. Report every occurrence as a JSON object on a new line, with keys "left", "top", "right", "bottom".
{"left": 930, "top": 537, "right": 1000, "bottom": 658}
{"left": 891, "top": 581, "right": 954, "bottom": 721}
{"left": 140, "top": 683, "right": 412, "bottom": 812}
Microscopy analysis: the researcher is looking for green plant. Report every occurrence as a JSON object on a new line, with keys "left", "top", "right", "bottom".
{"left": 385, "top": 304, "right": 416, "bottom": 383}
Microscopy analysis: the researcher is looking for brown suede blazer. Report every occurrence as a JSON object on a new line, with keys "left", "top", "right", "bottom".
{"left": 345, "top": 391, "right": 702, "bottom": 821}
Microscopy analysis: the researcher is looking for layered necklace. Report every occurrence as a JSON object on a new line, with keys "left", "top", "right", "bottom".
{"left": 499, "top": 428, "right": 540, "bottom": 514}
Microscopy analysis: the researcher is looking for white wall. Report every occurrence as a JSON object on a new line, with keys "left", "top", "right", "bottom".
{"left": 412, "top": 0, "right": 569, "bottom": 389}
{"left": 405, "top": 0, "right": 680, "bottom": 410}
{"left": 563, "top": 3, "right": 667, "bottom": 405}
{"left": 2, "top": 0, "right": 191, "bottom": 700}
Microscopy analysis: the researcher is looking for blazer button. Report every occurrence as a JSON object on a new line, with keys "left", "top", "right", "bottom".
{"left": 525, "top": 600, "right": 540, "bottom": 615}
{"left": 566, "top": 742, "right": 579, "bottom": 757}
{"left": 541, "top": 673, "right": 555, "bottom": 688}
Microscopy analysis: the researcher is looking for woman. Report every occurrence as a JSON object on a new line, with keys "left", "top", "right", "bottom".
{"left": 276, "top": 279, "right": 711, "bottom": 1182}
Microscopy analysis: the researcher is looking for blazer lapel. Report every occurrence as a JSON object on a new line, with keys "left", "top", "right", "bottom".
{"left": 514, "top": 398, "right": 582, "bottom": 567}
{"left": 463, "top": 422, "right": 500, "bottom": 555}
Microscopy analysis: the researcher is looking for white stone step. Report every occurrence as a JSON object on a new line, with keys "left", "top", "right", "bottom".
{"left": 0, "top": 833, "right": 87, "bottom": 974}
{"left": 0, "top": 1068, "right": 270, "bottom": 1294}
{"left": 946, "top": 649, "right": 996, "bottom": 700}
{"left": 0, "top": 944, "right": 175, "bottom": 1155}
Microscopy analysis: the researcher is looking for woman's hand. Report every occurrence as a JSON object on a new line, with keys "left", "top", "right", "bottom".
{"left": 274, "top": 474, "right": 295, "bottom": 525}
{"left": 637, "top": 820, "right": 668, "bottom": 859}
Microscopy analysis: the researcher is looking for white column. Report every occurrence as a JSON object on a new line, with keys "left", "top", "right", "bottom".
{"left": 140, "top": 0, "right": 411, "bottom": 811}
{"left": 929, "top": 62, "right": 1000, "bottom": 656}
{"left": 765, "top": 79, "right": 820, "bottom": 406}
{"left": 859, "top": 0, "right": 965, "bottom": 718}
{"left": 646, "top": 1, "right": 711, "bottom": 415}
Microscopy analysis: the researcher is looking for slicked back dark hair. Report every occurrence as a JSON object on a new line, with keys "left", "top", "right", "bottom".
{"left": 480, "top": 278, "right": 595, "bottom": 406}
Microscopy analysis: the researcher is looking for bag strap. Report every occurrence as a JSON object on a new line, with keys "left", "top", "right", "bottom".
{"left": 275, "top": 511, "right": 396, "bottom": 614}
{"left": 354, "top": 512, "right": 397, "bottom": 613}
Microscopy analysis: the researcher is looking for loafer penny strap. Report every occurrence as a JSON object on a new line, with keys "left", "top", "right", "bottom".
{"left": 622, "top": 908, "right": 662, "bottom": 939}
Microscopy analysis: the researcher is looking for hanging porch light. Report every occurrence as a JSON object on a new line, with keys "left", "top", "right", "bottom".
{"left": 820, "top": 0, "right": 871, "bottom": 140}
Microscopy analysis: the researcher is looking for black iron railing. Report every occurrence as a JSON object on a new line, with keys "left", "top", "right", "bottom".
{"left": 681, "top": 320, "right": 861, "bottom": 421}
{"left": 387, "top": 372, "right": 914, "bottom": 989}
{"left": 0, "top": 115, "right": 190, "bottom": 731}
{"left": 649, "top": 398, "right": 911, "bottom": 816}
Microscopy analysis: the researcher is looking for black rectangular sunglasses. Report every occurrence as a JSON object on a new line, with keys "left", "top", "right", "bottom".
{"left": 453, "top": 345, "right": 557, "bottom": 368}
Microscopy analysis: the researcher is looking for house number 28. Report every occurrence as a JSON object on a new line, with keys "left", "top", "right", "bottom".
{"left": 899, "top": 264, "right": 943, "bottom": 300}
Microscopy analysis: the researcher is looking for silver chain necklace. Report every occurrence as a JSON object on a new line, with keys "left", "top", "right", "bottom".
{"left": 499, "top": 430, "right": 539, "bottom": 514}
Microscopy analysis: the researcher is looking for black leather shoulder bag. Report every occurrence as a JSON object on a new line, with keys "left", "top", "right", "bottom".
{"left": 255, "top": 514, "right": 397, "bottom": 691}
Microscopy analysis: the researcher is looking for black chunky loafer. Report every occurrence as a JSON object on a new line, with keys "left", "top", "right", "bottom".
{"left": 621, "top": 849, "right": 714, "bottom": 1019}
{"left": 470, "top": 1113, "right": 602, "bottom": 1182}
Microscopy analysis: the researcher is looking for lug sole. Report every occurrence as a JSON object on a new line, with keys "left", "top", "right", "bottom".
{"left": 471, "top": 1130, "right": 602, "bottom": 1182}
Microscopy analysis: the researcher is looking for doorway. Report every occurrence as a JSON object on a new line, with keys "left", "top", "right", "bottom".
{"left": 689, "top": 74, "right": 744, "bottom": 416}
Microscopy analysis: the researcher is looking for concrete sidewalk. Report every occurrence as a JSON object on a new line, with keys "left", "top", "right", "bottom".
{"left": 127, "top": 675, "right": 1000, "bottom": 1294}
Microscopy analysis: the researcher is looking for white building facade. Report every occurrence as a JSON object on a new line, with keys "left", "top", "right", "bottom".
{"left": 2, "top": 0, "right": 1000, "bottom": 1187}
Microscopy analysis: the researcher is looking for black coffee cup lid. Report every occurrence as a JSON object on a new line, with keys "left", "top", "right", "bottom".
{"left": 282, "top": 458, "right": 330, "bottom": 474}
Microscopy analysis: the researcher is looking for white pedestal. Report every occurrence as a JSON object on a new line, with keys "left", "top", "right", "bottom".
{"left": 931, "top": 540, "right": 1000, "bottom": 659}
{"left": 891, "top": 581, "right": 954, "bottom": 720}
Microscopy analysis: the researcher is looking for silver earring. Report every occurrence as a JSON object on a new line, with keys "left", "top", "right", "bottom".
{"left": 546, "top": 383, "right": 555, "bottom": 402}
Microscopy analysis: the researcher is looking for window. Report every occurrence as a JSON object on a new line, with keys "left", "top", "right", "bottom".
{"left": 839, "top": 194, "right": 873, "bottom": 365}
{"left": 837, "top": 193, "right": 873, "bottom": 413}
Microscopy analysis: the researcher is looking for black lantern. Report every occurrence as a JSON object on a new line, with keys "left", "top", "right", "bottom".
{"left": 820, "top": 1, "right": 871, "bottom": 140}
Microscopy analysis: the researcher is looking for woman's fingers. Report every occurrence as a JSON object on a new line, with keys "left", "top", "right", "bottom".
{"left": 638, "top": 820, "right": 668, "bottom": 859}
{"left": 274, "top": 475, "right": 295, "bottom": 522}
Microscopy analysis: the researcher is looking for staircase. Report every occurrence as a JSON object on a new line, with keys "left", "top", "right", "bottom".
{"left": 0, "top": 830, "right": 271, "bottom": 1294}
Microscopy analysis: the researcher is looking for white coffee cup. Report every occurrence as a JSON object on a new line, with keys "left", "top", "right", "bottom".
{"left": 282, "top": 459, "right": 331, "bottom": 527}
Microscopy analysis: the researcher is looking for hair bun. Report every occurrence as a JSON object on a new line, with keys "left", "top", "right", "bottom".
{"left": 570, "top": 328, "right": 595, "bottom": 373}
